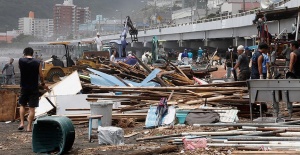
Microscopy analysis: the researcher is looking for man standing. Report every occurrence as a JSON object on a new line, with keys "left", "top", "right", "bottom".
{"left": 18, "top": 47, "right": 48, "bottom": 132}
{"left": 262, "top": 50, "right": 270, "bottom": 79}
{"left": 232, "top": 45, "right": 250, "bottom": 81}
{"left": 251, "top": 43, "right": 268, "bottom": 79}
{"left": 187, "top": 50, "right": 193, "bottom": 63}
{"left": 282, "top": 44, "right": 291, "bottom": 67}
{"left": 2, "top": 58, "right": 15, "bottom": 85}
{"left": 289, "top": 41, "right": 300, "bottom": 79}
{"left": 94, "top": 32, "right": 103, "bottom": 51}
{"left": 196, "top": 47, "right": 203, "bottom": 63}
{"left": 225, "top": 46, "right": 238, "bottom": 78}
{"left": 244, "top": 46, "right": 252, "bottom": 67}
{"left": 110, "top": 50, "right": 116, "bottom": 62}
{"left": 142, "top": 52, "right": 149, "bottom": 64}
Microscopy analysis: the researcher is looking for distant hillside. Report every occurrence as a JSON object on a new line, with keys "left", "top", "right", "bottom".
{"left": 0, "top": 0, "right": 144, "bottom": 32}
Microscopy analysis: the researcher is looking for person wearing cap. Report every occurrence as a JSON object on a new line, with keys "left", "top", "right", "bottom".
{"left": 289, "top": 41, "right": 300, "bottom": 79}
{"left": 94, "top": 32, "right": 103, "bottom": 51}
{"left": 225, "top": 46, "right": 238, "bottom": 78}
{"left": 182, "top": 49, "right": 188, "bottom": 58}
{"left": 125, "top": 51, "right": 137, "bottom": 65}
{"left": 244, "top": 46, "right": 252, "bottom": 66}
{"left": 232, "top": 45, "right": 250, "bottom": 81}
{"left": 251, "top": 43, "right": 268, "bottom": 79}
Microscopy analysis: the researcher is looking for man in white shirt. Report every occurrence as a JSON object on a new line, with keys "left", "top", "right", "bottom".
{"left": 94, "top": 32, "right": 103, "bottom": 51}
{"left": 110, "top": 50, "right": 116, "bottom": 62}
{"left": 142, "top": 52, "right": 149, "bottom": 64}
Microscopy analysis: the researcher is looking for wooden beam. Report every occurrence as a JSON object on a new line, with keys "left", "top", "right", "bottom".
{"left": 132, "top": 53, "right": 167, "bottom": 86}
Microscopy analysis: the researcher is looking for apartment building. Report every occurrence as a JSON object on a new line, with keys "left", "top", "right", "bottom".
{"left": 33, "top": 19, "right": 54, "bottom": 40}
{"left": 53, "top": 0, "right": 91, "bottom": 38}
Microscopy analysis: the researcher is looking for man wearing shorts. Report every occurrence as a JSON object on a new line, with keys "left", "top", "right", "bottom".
{"left": 18, "top": 47, "right": 48, "bottom": 132}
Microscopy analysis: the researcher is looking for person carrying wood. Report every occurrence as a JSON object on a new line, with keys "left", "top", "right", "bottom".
{"left": 232, "top": 45, "right": 250, "bottom": 81}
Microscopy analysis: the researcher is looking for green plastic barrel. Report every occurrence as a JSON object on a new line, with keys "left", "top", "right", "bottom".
{"left": 32, "top": 116, "right": 75, "bottom": 154}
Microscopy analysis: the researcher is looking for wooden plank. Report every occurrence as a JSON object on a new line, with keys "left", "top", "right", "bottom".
{"left": 124, "top": 132, "right": 139, "bottom": 138}
{"left": 132, "top": 53, "right": 167, "bottom": 86}
{"left": 0, "top": 90, "right": 17, "bottom": 121}
{"left": 88, "top": 86, "right": 247, "bottom": 91}
{"left": 232, "top": 151, "right": 300, "bottom": 154}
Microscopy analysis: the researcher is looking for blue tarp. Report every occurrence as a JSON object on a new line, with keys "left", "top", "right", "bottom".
{"left": 248, "top": 45, "right": 258, "bottom": 50}
{"left": 88, "top": 68, "right": 161, "bottom": 87}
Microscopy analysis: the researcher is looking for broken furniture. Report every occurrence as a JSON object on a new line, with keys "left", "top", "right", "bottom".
{"left": 32, "top": 116, "right": 75, "bottom": 154}
{"left": 88, "top": 115, "right": 102, "bottom": 142}
{"left": 247, "top": 79, "right": 300, "bottom": 121}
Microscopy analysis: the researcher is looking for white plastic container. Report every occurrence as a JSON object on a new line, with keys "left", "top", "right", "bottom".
{"left": 98, "top": 126, "right": 124, "bottom": 145}
{"left": 90, "top": 101, "right": 114, "bottom": 128}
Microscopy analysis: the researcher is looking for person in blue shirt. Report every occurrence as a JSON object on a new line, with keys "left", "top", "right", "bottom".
{"left": 124, "top": 52, "right": 137, "bottom": 65}
{"left": 187, "top": 50, "right": 193, "bottom": 63}
{"left": 197, "top": 47, "right": 203, "bottom": 63}
{"left": 181, "top": 49, "right": 188, "bottom": 58}
{"left": 262, "top": 52, "right": 270, "bottom": 79}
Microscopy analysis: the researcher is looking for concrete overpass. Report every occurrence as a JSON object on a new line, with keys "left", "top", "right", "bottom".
{"left": 30, "top": 0, "right": 299, "bottom": 57}
{"left": 96, "top": 0, "right": 299, "bottom": 50}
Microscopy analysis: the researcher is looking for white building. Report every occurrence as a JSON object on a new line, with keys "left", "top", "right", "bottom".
{"left": 18, "top": 12, "right": 54, "bottom": 40}
{"left": 33, "top": 19, "right": 54, "bottom": 40}
{"left": 147, "top": 0, "right": 183, "bottom": 7}
{"left": 18, "top": 17, "right": 33, "bottom": 35}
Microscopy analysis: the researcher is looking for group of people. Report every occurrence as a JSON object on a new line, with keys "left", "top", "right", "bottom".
{"left": 225, "top": 43, "right": 272, "bottom": 81}
{"left": 178, "top": 49, "right": 194, "bottom": 64}
{"left": 225, "top": 41, "right": 300, "bottom": 81}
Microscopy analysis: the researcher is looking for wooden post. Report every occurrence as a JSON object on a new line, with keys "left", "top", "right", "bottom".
{"left": 296, "top": 11, "right": 300, "bottom": 41}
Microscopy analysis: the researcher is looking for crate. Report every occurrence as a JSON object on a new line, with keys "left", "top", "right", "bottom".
{"left": 0, "top": 90, "right": 17, "bottom": 121}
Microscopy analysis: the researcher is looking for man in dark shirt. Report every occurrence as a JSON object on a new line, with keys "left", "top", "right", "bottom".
{"left": 251, "top": 43, "right": 268, "bottom": 79}
{"left": 224, "top": 46, "right": 238, "bottom": 78}
{"left": 289, "top": 41, "right": 300, "bottom": 79}
{"left": 18, "top": 47, "right": 48, "bottom": 132}
{"left": 233, "top": 45, "right": 250, "bottom": 81}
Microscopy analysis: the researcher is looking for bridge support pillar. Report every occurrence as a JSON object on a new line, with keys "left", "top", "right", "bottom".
{"left": 233, "top": 37, "right": 244, "bottom": 46}
{"left": 131, "top": 42, "right": 143, "bottom": 48}
{"left": 164, "top": 41, "right": 179, "bottom": 49}
{"left": 204, "top": 39, "right": 208, "bottom": 46}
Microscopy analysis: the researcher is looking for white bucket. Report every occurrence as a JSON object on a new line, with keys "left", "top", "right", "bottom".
{"left": 90, "top": 101, "right": 114, "bottom": 128}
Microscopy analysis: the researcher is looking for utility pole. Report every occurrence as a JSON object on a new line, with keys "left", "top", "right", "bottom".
{"left": 205, "top": 0, "right": 208, "bottom": 18}
{"left": 243, "top": 0, "right": 246, "bottom": 12}
{"left": 191, "top": 5, "right": 193, "bottom": 23}
{"left": 5, "top": 25, "right": 8, "bottom": 43}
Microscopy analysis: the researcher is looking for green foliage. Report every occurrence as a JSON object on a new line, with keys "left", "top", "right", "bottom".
{"left": 12, "top": 34, "right": 39, "bottom": 43}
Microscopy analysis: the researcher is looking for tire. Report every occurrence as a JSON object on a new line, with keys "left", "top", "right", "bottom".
{"left": 47, "top": 69, "right": 65, "bottom": 82}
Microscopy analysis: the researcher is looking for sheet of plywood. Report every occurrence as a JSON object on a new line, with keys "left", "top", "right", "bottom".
{"left": 0, "top": 90, "right": 17, "bottom": 121}
{"left": 56, "top": 93, "right": 113, "bottom": 115}
{"left": 35, "top": 71, "right": 82, "bottom": 117}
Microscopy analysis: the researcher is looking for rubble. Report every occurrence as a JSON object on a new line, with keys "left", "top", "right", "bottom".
{"left": 2, "top": 58, "right": 300, "bottom": 155}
